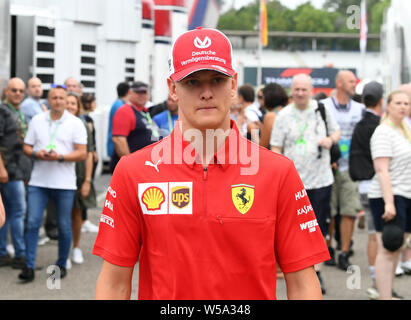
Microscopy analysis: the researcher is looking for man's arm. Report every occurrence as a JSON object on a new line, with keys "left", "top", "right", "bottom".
{"left": 318, "top": 129, "right": 341, "bottom": 149}
{"left": 113, "top": 136, "right": 131, "bottom": 157}
{"left": 284, "top": 266, "right": 323, "bottom": 300}
{"left": 271, "top": 146, "right": 283, "bottom": 154}
{"left": 374, "top": 157, "right": 395, "bottom": 221}
{"left": 0, "top": 152, "right": 8, "bottom": 184}
{"left": 95, "top": 260, "right": 134, "bottom": 300}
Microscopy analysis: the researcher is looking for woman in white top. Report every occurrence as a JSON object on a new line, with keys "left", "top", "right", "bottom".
{"left": 368, "top": 90, "right": 411, "bottom": 299}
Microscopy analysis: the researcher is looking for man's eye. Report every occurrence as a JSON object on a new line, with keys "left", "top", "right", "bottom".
{"left": 185, "top": 79, "right": 198, "bottom": 86}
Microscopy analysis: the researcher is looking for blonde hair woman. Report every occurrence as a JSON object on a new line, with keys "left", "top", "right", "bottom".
{"left": 368, "top": 90, "right": 411, "bottom": 299}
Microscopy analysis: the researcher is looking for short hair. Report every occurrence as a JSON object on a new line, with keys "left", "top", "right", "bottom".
{"left": 81, "top": 93, "right": 96, "bottom": 111}
{"left": 117, "top": 82, "right": 130, "bottom": 97}
{"left": 262, "top": 83, "right": 289, "bottom": 110}
{"left": 48, "top": 85, "right": 66, "bottom": 99}
{"left": 238, "top": 84, "right": 255, "bottom": 103}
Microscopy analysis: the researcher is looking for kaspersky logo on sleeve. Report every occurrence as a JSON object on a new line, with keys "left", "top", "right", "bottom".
{"left": 138, "top": 182, "right": 193, "bottom": 215}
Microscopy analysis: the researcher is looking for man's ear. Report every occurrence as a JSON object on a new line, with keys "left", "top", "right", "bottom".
{"left": 231, "top": 73, "right": 238, "bottom": 98}
{"left": 167, "top": 78, "right": 178, "bottom": 102}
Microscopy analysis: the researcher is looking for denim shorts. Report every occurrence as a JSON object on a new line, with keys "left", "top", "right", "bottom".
{"left": 369, "top": 195, "right": 411, "bottom": 233}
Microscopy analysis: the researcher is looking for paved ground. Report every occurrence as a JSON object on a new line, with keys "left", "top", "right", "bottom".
{"left": 1, "top": 173, "right": 410, "bottom": 300}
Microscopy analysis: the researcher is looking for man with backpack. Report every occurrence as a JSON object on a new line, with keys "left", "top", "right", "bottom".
{"left": 271, "top": 73, "right": 341, "bottom": 294}
{"left": 321, "top": 70, "right": 365, "bottom": 271}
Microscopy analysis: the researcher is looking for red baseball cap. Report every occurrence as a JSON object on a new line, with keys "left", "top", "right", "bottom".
{"left": 168, "top": 27, "right": 236, "bottom": 81}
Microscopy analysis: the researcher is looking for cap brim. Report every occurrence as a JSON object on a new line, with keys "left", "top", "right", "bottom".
{"left": 170, "top": 64, "right": 235, "bottom": 82}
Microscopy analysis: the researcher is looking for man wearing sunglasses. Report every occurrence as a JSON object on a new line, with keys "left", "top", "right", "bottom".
{"left": 0, "top": 78, "right": 32, "bottom": 270}
{"left": 110, "top": 81, "right": 160, "bottom": 173}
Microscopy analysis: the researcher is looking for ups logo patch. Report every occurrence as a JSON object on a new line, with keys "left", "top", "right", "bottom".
{"left": 171, "top": 187, "right": 190, "bottom": 209}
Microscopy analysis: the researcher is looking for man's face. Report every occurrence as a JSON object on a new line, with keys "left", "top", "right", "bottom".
{"left": 65, "top": 78, "right": 80, "bottom": 94}
{"left": 6, "top": 79, "right": 25, "bottom": 108}
{"left": 128, "top": 89, "right": 149, "bottom": 108}
{"left": 339, "top": 72, "right": 357, "bottom": 96}
{"left": 168, "top": 70, "right": 237, "bottom": 132}
{"left": 290, "top": 78, "right": 312, "bottom": 109}
{"left": 167, "top": 95, "right": 178, "bottom": 113}
{"left": 48, "top": 88, "right": 68, "bottom": 113}
{"left": 27, "top": 78, "right": 43, "bottom": 100}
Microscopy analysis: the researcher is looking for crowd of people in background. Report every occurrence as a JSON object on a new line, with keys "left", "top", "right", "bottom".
{"left": 1, "top": 68, "right": 411, "bottom": 300}
{"left": 229, "top": 71, "right": 411, "bottom": 300}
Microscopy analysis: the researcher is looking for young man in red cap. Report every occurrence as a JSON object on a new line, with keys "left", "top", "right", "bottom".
{"left": 93, "top": 27, "right": 329, "bottom": 300}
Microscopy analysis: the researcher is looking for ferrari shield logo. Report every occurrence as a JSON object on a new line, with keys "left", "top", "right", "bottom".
{"left": 231, "top": 184, "right": 255, "bottom": 215}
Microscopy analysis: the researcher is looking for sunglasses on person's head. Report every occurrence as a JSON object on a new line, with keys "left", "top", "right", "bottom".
{"left": 51, "top": 84, "right": 67, "bottom": 89}
{"left": 10, "top": 88, "right": 25, "bottom": 93}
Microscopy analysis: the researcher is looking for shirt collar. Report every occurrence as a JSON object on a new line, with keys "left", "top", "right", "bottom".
{"left": 170, "top": 120, "right": 240, "bottom": 171}
{"left": 130, "top": 103, "right": 149, "bottom": 113}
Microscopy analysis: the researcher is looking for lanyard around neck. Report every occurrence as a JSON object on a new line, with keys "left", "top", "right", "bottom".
{"left": 332, "top": 97, "right": 351, "bottom": 112}
{"left": 293, "top": 103, "right": 310, "bottom": 140}
{"left": 47, "top": 112, "right": 62, "bottom": 150}
{"left": 6, "top": 103, "right": 27, "bottom": 136}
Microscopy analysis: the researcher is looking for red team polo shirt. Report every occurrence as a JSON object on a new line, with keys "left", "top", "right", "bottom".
{"left": 93, "top": 121, "right": 330, "bottom": 300}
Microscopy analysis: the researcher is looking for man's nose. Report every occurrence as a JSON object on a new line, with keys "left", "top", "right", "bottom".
{"left": 200, "top": 82, "right": 213, "bottom": 100}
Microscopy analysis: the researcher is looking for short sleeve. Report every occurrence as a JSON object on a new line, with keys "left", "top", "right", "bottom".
{"left": 274, "top": 161, "right": 330, "bottom": 273}
{"left": 245, "top": 109, "right": 259, "bottom": 122}
{"left": 370, "top": 125, "right": 392, "bottom": 159}
{"left": 24, "top": 117, "right": 37, "bottom": 146}
{"left": 269, "top": 112, "right": 286, "bottom": 148}
{"left": 112, "top": 105, "right": 134, "bottom": 137}
{"left": 73, "top": 118, "right": 88, "bottom": 145}
{"left": 325, "top": 106, "right": 340, "bottom": 135}
{"left": 92, "top": 157, "right": 142, "bottom": 267}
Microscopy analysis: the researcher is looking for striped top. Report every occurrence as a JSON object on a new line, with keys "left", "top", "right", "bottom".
{"left": 368, "top": 124, "right": 411, "bottom": 199}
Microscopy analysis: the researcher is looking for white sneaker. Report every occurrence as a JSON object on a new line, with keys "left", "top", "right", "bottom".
{"left": 66, "top": 259, "right": 72, "bottom": 270}
{"left": 72, "top": 247, "right": 84, "bottom": 264}
{"left": 38, "top": 236, "right": 50, "bottom": 246}
{"left": 395, "top": 264, "right": 404, "bottom": 277}
{"left": 81, "top": 220, "right": 99, "bottom": 233}
{"left": 401, "top": 259, "right": 411, "bottom": 275}
{"left": 6, "top": 244, "right": 15, "bottom": 258}
{"left": 366, "top": 285, "right": 379, "bottom": 300}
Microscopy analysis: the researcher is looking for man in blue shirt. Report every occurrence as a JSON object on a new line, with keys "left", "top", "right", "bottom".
{"left": 107, "top": 82, "right": 129, "bottom": 158}
{"left": 20, "top": 77, "right": 47, "bottom": 124}
{"left": 152, "top": 94, "right": 178, "bottom": 136}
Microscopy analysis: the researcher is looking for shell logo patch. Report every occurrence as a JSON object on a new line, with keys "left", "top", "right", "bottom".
{"left": 142, "top": 187, "right": 165, "bottom": 211}
{"left": 231, "top": 184, "right": 255, "bottom": 215}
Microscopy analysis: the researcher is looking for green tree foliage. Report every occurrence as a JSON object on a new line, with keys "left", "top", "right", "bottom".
{"left": 217, "top": 0, "right": 391, "bottom": 51}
